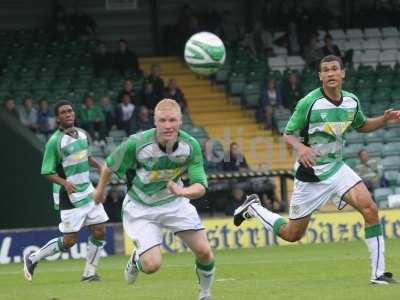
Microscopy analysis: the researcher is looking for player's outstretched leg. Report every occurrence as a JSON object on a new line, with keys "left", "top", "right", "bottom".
{"left": 124, "top": 250, "right": 141, "bottom": 284}
{"left": 81, "top": 236, "right": 106, "bottom": 282}
{"left": 234, "top": 194, "right": 287, "bottom": 234}
{"left": 23, "top": 237, "right": 67, "bottom": 281}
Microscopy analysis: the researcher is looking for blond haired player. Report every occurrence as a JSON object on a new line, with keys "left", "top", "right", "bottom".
{"left": 94, "top": 99, "right": 215, "bottom": 300}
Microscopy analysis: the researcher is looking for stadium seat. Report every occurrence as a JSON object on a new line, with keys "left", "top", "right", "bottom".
{"left": 362, "top": 39, "right": 381, "bottom": 51}
{"left": 268, "top": 57, "right": 286, "bottom": 72}
{"left": 364, "top": 28, "right": 382, "bottom": 39}
{"left": 383, "top": 130, "right": 400, "bottom": 143}
{"left": 381, "top": 155, "right": 400, "bottom": 171}
{"left": 381, "top": 27, "right": 399, "bottom": 38}
{"left": 365, "top": 142, "right": 382, "bottom": 157}
{"left": 380, "top": 38, "right": 398, "bottom": 51}
{"left": 108, "top": 130, "right": 127, "bottom": 144}
{"left": 343, "top": 143, "right": 364, "bottom": 159}
{"left": 243, "top": 94, "right": 260, "bottom": 109}
{"left": 328, "top": 29, "right": 346, "bottom": 40}
{"left": 345, "top": 39, "right": 363, "bottom": 52}
{"left": 346, "top": 28, "right": 364, "bottom": 39}
{"left": 384, "top": 170, "right": 400, "bottom": 186}
{"left": 382, "top": 142, "right": 400, "bottom": 157}
{"left": 373, "top": 187, "right": 393, "bottom": 202}
{"left": 346, "top": 130, "right": 364, "bottom": 144}
{"left": 286, "top": 56, "right": 305, "bottom": 71}
{"left": 360, "top": 50, "right": 380, "bottom": 67}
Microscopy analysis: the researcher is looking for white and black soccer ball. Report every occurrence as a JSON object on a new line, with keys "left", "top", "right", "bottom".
{"left": 184, "top": 32, "right": 226, "bottom": 75}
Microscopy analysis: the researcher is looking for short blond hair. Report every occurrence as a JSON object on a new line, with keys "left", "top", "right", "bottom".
{"left": 154, "top": 98, "right": 182, "bottom": 116}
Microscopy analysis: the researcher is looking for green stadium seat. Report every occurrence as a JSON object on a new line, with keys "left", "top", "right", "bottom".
{"left": 109, "top": 130, "right": 127, "bottom": 144}
{"left": 243, "top": 94, "right": 260, "bottom": 109}
{"left": 346, "top": 130, "right": 364, "bottom": 144}
{"left": 382, "top": 142, "right": 400, "bottom": 156}
{"left": 384, "top": 170, "right": 400, "bottom": 186}
{"left": 343, "top": 143, "right": 364, "bottom": 159}
{"left": 381, "top": 155, "right": 400, "bottom": 171}
{"left": 383, "top": 129, "right": 400, "bottom": 143}
{"left": 364, "top": 129, "right": 385, "bottom": 143}
{"left": 365, "top": 142, "right": 382, "bottom": 157}
{"left": 373, "top": 187, "right": 393, "bottom": 202}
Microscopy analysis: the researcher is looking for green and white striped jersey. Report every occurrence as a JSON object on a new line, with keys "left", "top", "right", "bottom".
{"left": 41, "top": 128, "right": 94, "bottom": 210}
{"left": 285, "top": 87, "right": 367, "bottom": 182}
{"left": 106, "top": 128, "right": 208, "bottom": 206}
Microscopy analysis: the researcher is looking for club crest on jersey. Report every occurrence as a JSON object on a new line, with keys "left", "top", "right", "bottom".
{"left": 320, "top": 112, "right": 328, "bottom": 121}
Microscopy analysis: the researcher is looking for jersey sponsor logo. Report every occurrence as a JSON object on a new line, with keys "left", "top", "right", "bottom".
{"left": 73, "top": 150, "right": 88, "bottom": 161}
{"left": 148, "top": 168, "right": 182, "bottom": 182}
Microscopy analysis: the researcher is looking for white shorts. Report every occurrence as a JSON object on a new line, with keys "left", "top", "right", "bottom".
{"left": 289, "top": 164, "right": 362, "bottom": 219}
{"left": 122, "top": 195, "right": 204, "bottom": 255}
{"left": 59, "top": 201, "right": 109, "bottom": 233}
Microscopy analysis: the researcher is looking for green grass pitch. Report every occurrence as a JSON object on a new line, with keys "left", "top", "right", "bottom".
{"left": 1, "top": 240, "right": 400, "bottom": 300}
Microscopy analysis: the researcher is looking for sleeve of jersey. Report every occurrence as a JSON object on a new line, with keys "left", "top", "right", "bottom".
{"left": 187, "top": 139, "right": 208, "bottom": 188}
{"left": 352, "top": 98, "right": 368, "bottom": 129}
{"left": 106, "top": 137, "right": 136, "bottom": 178}
{"left": 284, "top": 99, "right": 309, "bottom": 134}
{"left": 41, "top": 137, "right": 60, "bottom": 175}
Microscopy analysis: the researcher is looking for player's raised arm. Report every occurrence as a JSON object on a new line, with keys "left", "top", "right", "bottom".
{"left": 357, "top": 109, "right": 400, "bottom": 132}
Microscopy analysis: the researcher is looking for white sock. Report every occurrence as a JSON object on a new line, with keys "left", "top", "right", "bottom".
{"left": 248, "top": 203, "right": 286, "bottom": 234}
{"left": 196, "top": 260, "right": 215, "bottom": 292}
{"left": 83, "top": 237, "right": 105, "bottom": 277}
{"left": 29, "top": 237, "right": 64, "bottom": 264}
{"left": 365, "top": 235, "right": 385, "bottom": 279}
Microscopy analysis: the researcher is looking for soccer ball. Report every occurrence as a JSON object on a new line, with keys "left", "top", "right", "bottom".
{"left": 184, "top": 32, "right": 226, "bottom": 75}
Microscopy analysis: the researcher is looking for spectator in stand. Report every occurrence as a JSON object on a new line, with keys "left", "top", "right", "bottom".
{"left": 93, "top": 42, "right": 114, "bottom": 76}
{"left": 100, "top": 96, "right": 115, "bottom": 132}
{"left": 78, "top": 95, "right": 106, "bottom": 141}
{"left": 104, "top": 184, "right": 124, "bottom": 222}
{"left": 71, "top": 8, "right": 97, "bottom": 37}
{"left": 18, "top": 96, "right": 38, "bottom": 132}
{"left": 164, "top": 78, "right": 187, "bottom": 110}
{"left": 139, "top": 81, "right": 160, "bottom": 111}
{"left": 117, "top": 79, "right": 138, "bottom": 104}
{"left": 225, "top": 186, "right": 245, "bottom": 216}
{"left": 201, "top": 139, "right": 224, "bottom": 174}
{"left": 131, "top": 105, "right": 153, "bottom": 133}
{"left": 321, "top": 34, "right": 353, "bottom": 65}
{"left": 282, "top": 73, "right": 303, "bottom": 111}
{"left": 223, "top": 142, "right": 249, "bottom": 172}
{"left": 260, "top": 79, "right": 283, "bottom": 130}
{"left": 303, "top": 34, "right": 323, "bottom": 69}
{"left": 147, "top": 64, "right": 165, "bottom": 101}
{"left": 114, "top": 39, "right": 140, "bottom": 76}
{"left": 354, "top": 149, "right": 383, "bottom": 192}
{"left": 115, "top": 92, "right": 135, "bottom": 134}
{"left": 2, "top": 97, "right": 19, "bottom": 119}
{"left": 37, "top": 99, "right": 55, "bottom": 137}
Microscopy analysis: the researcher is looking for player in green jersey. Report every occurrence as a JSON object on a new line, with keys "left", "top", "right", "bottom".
{"left": 23, "top": 100, "right": 109, "bottom": 282}
{"left": 94, "top": 99, "right": 215, "bottom": 300}
{"left": 234, "top": 55, "right": 400, "bottom": 284}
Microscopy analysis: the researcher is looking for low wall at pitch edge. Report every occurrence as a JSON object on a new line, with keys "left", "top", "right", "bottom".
{"left": 124, "top": 209, "right": 400, "bottom": 254}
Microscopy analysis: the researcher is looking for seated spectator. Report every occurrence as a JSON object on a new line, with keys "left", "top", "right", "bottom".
{"left": 201, "top": 139, "right": 224, "bottom": 173}
{"left": 2, "top": 97, "right": 19, "bottom": 119}
{"left": 116, "top": 93, "right": 136, "bottom": 134}
{"left": 131, "top": 106, "right": 153, "bottom": 133}
{"left": 260, "top": 79, "right": 283, "bottom": 130}
{"left": 147, "top": 64, "right": 165, "bottom": 100}
{"left": 303, "top": 35, "right": 323, "bottom": 69}
{"left": 104, "top": 185, "right": 123, "bottom": 222}
{"left": 93, "top": 42, "right": 114, "bottom": 76}
{"left": 18, "top": 96, "right": 38, "bottom": 132}
{"left": 117, "top": 79, "right": 138, "bottom": 104}
{"left": 114, "top": 39, "right": 140, "bottom": 75}
{"left": 164, "top": 78, "right": 187, "bottom": 110}
{"left": 100, "top": 96, "right": 115, "bottom": 132}
{"left": 223, "top": 142, "right": 249, "bottom": 172}
{"left": 225, "top": 186, "right": 245, "bottom": 216}
{"left": 36, "top": 99, "right": 55, "bottom": 137}
{"left": 139, "top": 81, "right": 160, "bottom": 111}
{"left": 282, "top": 73, "right": 303, "bottom": 111}
{"left": 78, "top": 95, "right": 106, "bottom": 141}
{"left": 354, "top": 149, "right": 383, "bottom": 192}
{"left": 321, "top": 34, "right": 353, "bottom": 65}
